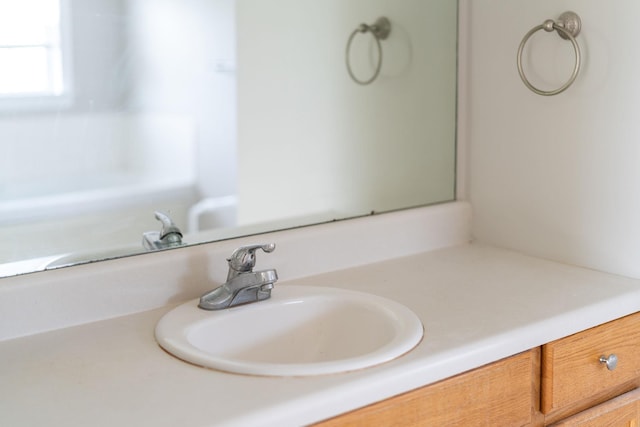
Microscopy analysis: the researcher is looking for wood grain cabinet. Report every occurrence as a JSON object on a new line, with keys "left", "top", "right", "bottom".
{"left": 315, "top": 312, "right": 640, "bottom": 427}
{"left": 542, "top": 312, "right": 640, "bottom": 425}
{"left": 548, "top": 388, "right": 640, "bottom": 427}
{"left": 315, "top": 349, "right": 541, "bottom": 426}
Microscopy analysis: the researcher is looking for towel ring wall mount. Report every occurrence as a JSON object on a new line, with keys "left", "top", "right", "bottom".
{"left": 346, "top": 17, "right": 391, "bottom": 85}
{"left": 517, "top": 11, "right": 582, "bottom": 96}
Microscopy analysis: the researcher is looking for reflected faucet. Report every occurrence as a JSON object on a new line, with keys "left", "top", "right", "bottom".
{"left": 199, "top": 243, "right": 278, "bottom": 310}
{"left": 142, "top": 211, "right": 184, "bottom": 250}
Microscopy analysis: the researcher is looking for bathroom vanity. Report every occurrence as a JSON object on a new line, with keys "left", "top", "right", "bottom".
{"left": 317, "top": 313, "right": 640, "bottom": 426}
{"left": 1, "top": 229, "right": 639, "bottom": 426}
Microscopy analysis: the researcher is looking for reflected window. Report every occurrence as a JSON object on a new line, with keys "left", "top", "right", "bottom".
{"left": 0, "top": 0, "right": 70, "bottom": 106}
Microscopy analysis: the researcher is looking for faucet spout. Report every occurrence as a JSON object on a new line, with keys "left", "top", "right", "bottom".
{"left": 199, "top": 244, "right": 278, "bottom": 310}
{"left": 199, "top": 269, "right": 278, "bottom": 310}
{"left": 142, "top": 211, "right": 184, "bottom": 250}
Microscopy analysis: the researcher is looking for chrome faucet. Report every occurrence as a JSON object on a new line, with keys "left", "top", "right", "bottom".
{"left": 142, "top": 211, "right": 184, "bottom": 250}
{"left": 198, "top": 243, "right": 278, "bottom": 310}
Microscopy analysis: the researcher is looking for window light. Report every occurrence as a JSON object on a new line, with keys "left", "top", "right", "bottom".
{"left": 0, "top": 0, "right": 67, "bottom": 97}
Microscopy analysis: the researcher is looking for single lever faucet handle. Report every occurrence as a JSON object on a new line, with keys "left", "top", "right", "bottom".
{"left": 142, "top": 211, "right": 184, "bottom": 250}
{"left": 154, "top": 211, "right": 183, "bottom": 240}
{"left": 227, "top": 243, "right": 276, "bottom": 275}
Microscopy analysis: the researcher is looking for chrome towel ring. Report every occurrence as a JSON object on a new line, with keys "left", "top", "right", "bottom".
{"left": 517, "top": 11, "right": 582, "bottom": 96}
{"left": 345, "top": 17, "right": 391, "bottom": 85}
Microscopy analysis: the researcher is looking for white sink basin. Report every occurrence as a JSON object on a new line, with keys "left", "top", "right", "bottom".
{"left": 155, "top": 285, "right": 423, "bottom": 376}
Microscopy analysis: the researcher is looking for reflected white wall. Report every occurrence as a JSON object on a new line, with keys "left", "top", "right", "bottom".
{"left": 126, "top": 0, "right": 237, "bottom": 199}
{"left": 236, "top": 0, "right": 457, "bottom": 225}
{"left": 69, "top": 0, "right": 128, "bottom": 111}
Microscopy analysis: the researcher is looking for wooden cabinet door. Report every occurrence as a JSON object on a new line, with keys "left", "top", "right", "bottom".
{"left": 549, "top": 388, "right": 640, "bottom": 427}
{"left": 315, "top": 349, "right": 540, "bottom": 427}
{"left": 542, "top": 312, "right": 640, "bottom": 420}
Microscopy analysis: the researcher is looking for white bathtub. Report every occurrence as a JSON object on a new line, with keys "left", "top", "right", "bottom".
{"left": 0, "top": 112, "right": 198, "bottom": 265}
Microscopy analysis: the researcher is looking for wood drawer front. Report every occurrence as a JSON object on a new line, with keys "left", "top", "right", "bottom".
{"left": 548, "top": 387, "right": 640, "bottom": 427}
{"left": 315, "top": 349, "right": 539, "bottom": 427}
{"left": 542, "top": 312, "right": 640, "bottom": 415}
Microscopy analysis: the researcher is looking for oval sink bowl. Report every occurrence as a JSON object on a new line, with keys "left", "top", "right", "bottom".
{"left": 155, "top": 285, "right": 423, "bottom": 376}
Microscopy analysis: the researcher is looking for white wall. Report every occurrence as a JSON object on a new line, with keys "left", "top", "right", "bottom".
{"left": 126, "top": 0, "right": 237, "bottom": 199}
{"left": 68, "top": 0, "right": 127, "bottom": 111}
{"left": 466, "top": 1, "right": 640, "bottom": 278}
{"left": 236, "top": 0, "right": 457, "bottom": 225}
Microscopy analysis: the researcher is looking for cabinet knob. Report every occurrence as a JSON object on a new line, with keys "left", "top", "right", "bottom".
{"left": 599, "top": 354, "right": 618, "bottom": 371}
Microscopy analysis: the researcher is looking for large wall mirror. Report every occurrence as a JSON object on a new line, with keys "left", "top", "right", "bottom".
{"left": 0, "top": 0, "right": 457, "bottom": 278}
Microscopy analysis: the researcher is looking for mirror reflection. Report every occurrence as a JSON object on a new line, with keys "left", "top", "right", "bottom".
{"left": 0, "top": 0, "right": 457, "bottom": 278}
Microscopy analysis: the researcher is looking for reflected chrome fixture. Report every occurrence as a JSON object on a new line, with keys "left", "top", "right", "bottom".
{"left": 517, "top": 11, "right": 582, "bottom": 96}
{"left": 142, "top": 211, "right": 184, "bottom": 250}
{"left": 199, "top": 243, "right": 278, "bottom": 310}
{"left": 346, "top": 16, "right": 391, "bottom": 85}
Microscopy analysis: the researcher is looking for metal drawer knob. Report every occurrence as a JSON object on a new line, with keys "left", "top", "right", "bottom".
{"left": 599, "top": 354, "right": 618, "bottom": 371}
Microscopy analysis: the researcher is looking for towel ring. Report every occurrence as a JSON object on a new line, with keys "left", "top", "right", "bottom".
{"left": 517, "top": 11, "right": 582, "bottom": 96}
{"left": 346, "top": 17, "right": 391, "bottom": 85}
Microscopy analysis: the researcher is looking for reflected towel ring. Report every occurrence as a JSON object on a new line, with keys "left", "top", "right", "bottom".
{"left": 346, "top": 17, "right": 391, "bottom": 85}
{"left": 517, "top": 11, "right": 582, "bottom": 96}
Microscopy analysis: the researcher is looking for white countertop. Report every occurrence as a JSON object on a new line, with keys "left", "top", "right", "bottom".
{"left": 1, "top": 243, "right": 640, "bottom": 427}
